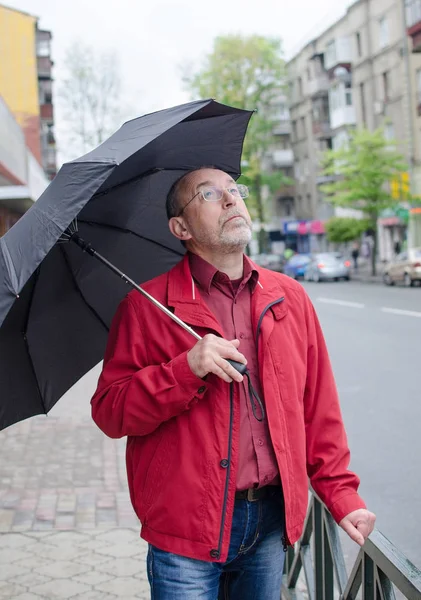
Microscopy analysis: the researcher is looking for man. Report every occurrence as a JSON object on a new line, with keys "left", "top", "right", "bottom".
{"left": 91, "top": 167, "right": 376, "bottom": 599}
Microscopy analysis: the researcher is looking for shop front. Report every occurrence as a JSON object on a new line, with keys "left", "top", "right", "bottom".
{"left": 283, "top": 220, "right": 326, "bottom": 254}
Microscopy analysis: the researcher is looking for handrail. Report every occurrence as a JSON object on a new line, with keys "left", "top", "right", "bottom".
{"left": 282, "top": 494, "right": 421, "bottom": 600}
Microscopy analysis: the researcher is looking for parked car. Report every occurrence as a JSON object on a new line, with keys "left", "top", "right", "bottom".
{"left": 283, "top": 254, "right": 312, "bottom": 279}
{"left": 382, "top": 248, "right": 421, "bottom": 287}
{"left": 250, "top": 253, "right": 283, "bottom": 272}
{"left": 304, "top": 253, "right": 351, "bottom": 282}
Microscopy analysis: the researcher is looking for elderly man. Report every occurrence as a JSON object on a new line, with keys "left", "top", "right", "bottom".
{"left": 91, "top": 167, "right": 375, "bottom": 599}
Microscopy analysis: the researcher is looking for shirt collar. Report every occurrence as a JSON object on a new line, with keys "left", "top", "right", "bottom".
{"left": 188, "top": 252, "right": 259, "bottom": 295}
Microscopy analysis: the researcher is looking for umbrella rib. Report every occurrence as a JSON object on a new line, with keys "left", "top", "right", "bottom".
{"left": 59, "top": 245, "right": 110, "bottom": 333}
{"left": 77, "top": 219, "right": 184, "bottom": 257}
{"left": 22, "top": 267, "right": 48, "bottom": 415}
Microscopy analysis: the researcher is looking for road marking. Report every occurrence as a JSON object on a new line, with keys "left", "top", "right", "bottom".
{"left": 381, "top": 307, "right": 421, "bottom": 319}
{"left": 317, "top": 297, "right": 365, "bottom": 309}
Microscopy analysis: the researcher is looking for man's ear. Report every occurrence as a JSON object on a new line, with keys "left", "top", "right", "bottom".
{"left": 169, "top": 217, "right": 192, "bottom": 242}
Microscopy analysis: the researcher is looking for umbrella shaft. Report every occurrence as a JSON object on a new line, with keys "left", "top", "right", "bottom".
{"left": 69, "top": 233, "right": 202, "bottom": 342}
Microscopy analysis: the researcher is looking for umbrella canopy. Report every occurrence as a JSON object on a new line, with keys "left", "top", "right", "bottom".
{"left": 0, "top": 99, "right": 253, "bottom": 430}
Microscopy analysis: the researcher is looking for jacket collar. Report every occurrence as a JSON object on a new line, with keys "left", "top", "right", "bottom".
{"left": 167, "top": 255, "right": 288, "bottom": 332}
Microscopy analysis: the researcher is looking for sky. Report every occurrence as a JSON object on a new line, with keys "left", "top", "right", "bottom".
{"left": 5, "top": 0, "right": 353, "bottom": 160}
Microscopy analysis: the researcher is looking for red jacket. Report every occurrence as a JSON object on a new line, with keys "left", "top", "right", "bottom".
{"left": 91, "top": 254, "right": 366, "bottom": 562}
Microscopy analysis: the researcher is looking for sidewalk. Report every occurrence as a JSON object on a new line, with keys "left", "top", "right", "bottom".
{"left": 350, "top": 260, "right": 384, "bottom": 284}
{"left": 0, "top": 365, "right": 150, "bottom": 599}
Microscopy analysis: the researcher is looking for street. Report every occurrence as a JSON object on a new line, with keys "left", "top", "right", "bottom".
{"left": 303, "top": 278, "right": 421, "bottom": 568}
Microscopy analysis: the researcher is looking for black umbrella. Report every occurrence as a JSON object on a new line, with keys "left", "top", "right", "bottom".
{"left": 0, "top": 99, "right": 254, "bottom": 431}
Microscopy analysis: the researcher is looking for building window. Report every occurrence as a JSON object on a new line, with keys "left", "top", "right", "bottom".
{"left": 300, "top": 116, "right": 306, "bottom": 138}
{"left": 384, "top": 122, "right": 394, "bottom": 140}
{"left": 326, "top": 40, "right": 336, "bottom": 66}
{"left": 416, "top": 68, "right": 421, "bottom": 106}
{"left": 382, "top": 72, "right": 389, "bottom": 101}
{"left": 379, "top": 17, "right": 389, "bottom": 49}
{"left": 297, "top": 77, "right": 303, "bottom": 97}
{"left": 292, "top": 120, "right": 297, "bottom": 141}
{"left": 37, "top": 39, "right": 50, "bottom": 57}
{"left": 360, "top": 82, "right": 366, "bottom": 126}
{"left": 355, "top": 31, "right": 362, "bottom": 57}
{"left": 345, "top": 84, "right": 353, "bottom": 106}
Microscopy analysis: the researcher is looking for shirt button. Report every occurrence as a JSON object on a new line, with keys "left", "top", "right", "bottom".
{"left": 257, "top": 439, "right": 264, "bottom": 446}
{"left": 210, "top": 549, "right": 220, "bottom": 559}
{"left": 220, "top": 459, "right": 229, "bottom": 468}
{"left": 197, "top": 386, "right": 206, "bottom": 394}
{"left": 239, "top": 332, "right": 245, "bottom": 339}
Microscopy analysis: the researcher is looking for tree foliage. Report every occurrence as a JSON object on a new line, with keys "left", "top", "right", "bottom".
{"left": 183, "top": 35, "right": 289, "bottom": 251}
{"left": 320, "top": 126, "right": 409, "bottom": 274}
{"left": 59, "top": 42, "right": 123, "bottom": 159}
{"left": 325, "top": 217, "right": 370, "bottom": 244}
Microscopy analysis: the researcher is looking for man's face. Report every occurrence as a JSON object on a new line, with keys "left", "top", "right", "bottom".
{"left": 171, "top": 168, "right": 253, "bottom": 254}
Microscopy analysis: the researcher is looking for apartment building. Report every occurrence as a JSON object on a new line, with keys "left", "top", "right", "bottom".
{"left": 287, "top": 0, "right": 421, "bottom": 258}
{"left": 0, "top": 4, "right": 55, "bottom": 235}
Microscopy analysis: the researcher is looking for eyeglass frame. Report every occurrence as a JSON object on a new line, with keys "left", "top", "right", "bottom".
{"left": 176, "top": 184, "right": 249, "bottom": 218}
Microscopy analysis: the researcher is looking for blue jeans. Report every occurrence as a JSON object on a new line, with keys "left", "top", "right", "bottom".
{"left": 147, "top": 487, "right": 286, "bottom": 599}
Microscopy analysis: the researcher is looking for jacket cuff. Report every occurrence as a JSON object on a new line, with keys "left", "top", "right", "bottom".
{"left": 171, "top": 350, "right": 208, "bottom": 404}
{"left": 328, "top": 493, "right": 367, "bottom": 524}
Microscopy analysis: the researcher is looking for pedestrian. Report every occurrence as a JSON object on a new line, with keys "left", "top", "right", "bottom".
{"left": 351, "top": 241, "right": 360, "bottom": 270}
{"left": 394, "top": 239, "right": 401, "bottom": 256}
{"left": 91, "top": 167, "right": 376, "bottom": 599}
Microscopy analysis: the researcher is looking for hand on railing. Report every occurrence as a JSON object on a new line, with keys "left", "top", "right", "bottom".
{"left": 339, "top": 508, "right": 377, "bottom": 545}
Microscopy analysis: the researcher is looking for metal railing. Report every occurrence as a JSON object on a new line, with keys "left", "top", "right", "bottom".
{"left": 282, "top": 494, "right": 421, "bottom": 600}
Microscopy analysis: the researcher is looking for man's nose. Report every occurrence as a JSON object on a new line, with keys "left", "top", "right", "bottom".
{"left": 222, "top": 189, "right": 237, "bottom": 208}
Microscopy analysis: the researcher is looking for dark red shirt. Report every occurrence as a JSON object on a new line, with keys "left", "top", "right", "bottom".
{"left": 189, "top": 252, "right": 280, "bottom": 491}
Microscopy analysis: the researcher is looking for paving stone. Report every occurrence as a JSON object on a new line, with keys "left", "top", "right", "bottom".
{"left": 31, "top": 579, "right": 90, "bottom": 599}
{"left": 95, "top": 543, "right": 142, "bottom": 559}
{"left": 0, "top": 533, "right": 36, "bottom": 548}
{"left": 13, "top": 594, "right": 43, "bottom": 600}
{"left": 10, "top": 571, "right": 51, "bottom": 587}
{"left": 94, "top": 576, "right": 143, "bottom": 597}
{"left": 73, "top": 570, "right": 113, "bottom": 586}
{"left": 0, "top": 582, "right": 27, "bottom": 597}
{"left": 34, "top": 559, "right": 90, "bottom": 579}
{"left": 97, "top": 557, "right": 143, "bottom": 577}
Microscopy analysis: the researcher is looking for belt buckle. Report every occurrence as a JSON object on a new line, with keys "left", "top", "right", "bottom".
{"left": 247, "top": 488, "right": 259, "bottom": 502}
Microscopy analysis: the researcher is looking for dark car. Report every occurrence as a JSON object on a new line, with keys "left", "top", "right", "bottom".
{"left": 283, "top": 254, "right": 312, "bottom": 279}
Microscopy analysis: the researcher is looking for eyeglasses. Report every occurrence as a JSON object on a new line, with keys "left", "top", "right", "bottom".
{"left": 177, "top": 184, "right": 249, "bottom": 217}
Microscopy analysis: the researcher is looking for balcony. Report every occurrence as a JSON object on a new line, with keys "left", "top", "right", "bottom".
{"left": 273, "top": 121, "right": 291, "bottom": 136}
{"left": 277, "top": 184, "right": 295, "bottom": 198}
{"left": 307, "top": 73, "right": 330, "bottom": 98}
{"left": 272, "top": 149, "right": 294, "bottom": 168}
{"left": 312, "top": 120, "right": 332, "bottom": 138}
{"left": 330, "top": 105, "right": 356, "bottom": 130}
{"left": 37, "top": 56, "right": 53, "bottom": 78}
{"left": 40, "top": 103, "right": 54, "bottom": 121}
{"left": 407, "top": 0, "right": 421, "bottom": 51}
{"left": 324, "top": 37, "right": 352, "bottom": 71}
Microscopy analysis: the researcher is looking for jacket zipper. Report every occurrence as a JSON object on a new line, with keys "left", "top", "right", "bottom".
{"left": 214, "top": 381, "right": 235, "bottom": 559}
{"left": 256, "top": 296, "right": 289, "bottom": 552}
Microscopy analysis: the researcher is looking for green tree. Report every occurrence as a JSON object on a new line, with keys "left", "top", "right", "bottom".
{"left": 325, "top": 217, "right": 370, "bottom": 244}
{"left": 183, "top": 35, "right": 290, "bottom": 252}
{"left": 320, "top": 127, "right": 409, "bottom": 275}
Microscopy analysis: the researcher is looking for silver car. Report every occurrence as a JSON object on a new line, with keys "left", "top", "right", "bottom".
{"left": 304, "top": 253, "right": 351, "bottom": 282}
{"left": 383, "top": 248, "right": 421, "bottom": 287}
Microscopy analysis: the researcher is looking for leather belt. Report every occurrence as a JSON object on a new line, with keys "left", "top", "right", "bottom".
{"left": 235, "top": 486, "right": 272, "bottom": 502}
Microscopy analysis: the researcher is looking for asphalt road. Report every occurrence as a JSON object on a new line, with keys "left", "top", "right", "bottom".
{"left": 303, "top": 278, "right": 421, "bottom": 569}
